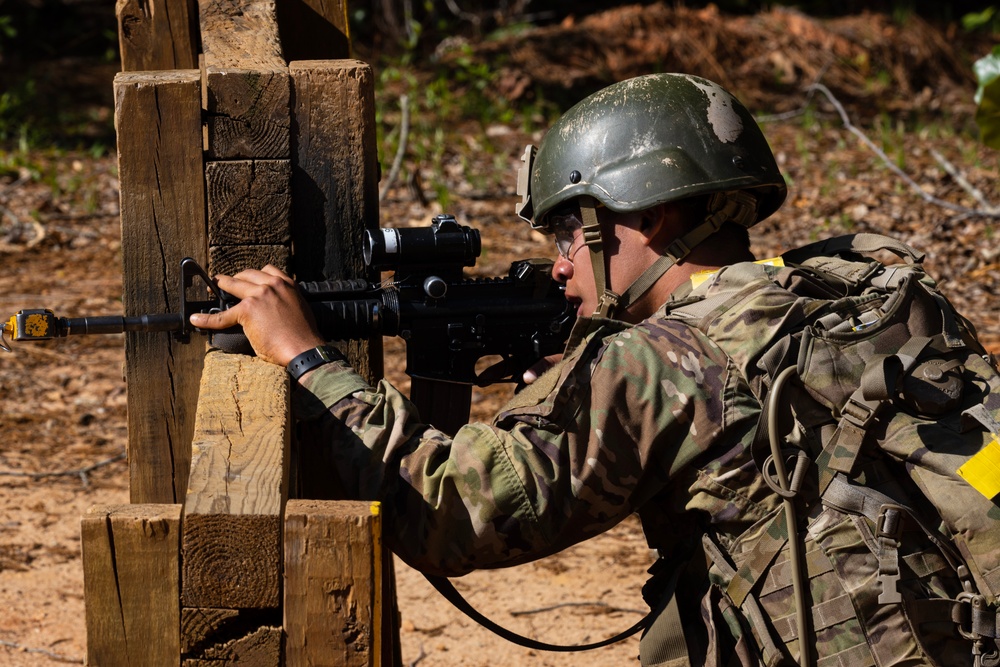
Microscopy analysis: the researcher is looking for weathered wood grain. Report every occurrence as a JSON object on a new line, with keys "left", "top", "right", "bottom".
{"left": 206, "top": 159, "right": 291, "bottom": 245}
{"left": 288, "top": 59, "right": 378, "bottom": 284}
{"left": 83, "top": 504, "right": 182, "bottom": 667}
{"left": 181, "top": 607, "right": 241, "bottom": 654}
{"left": 199, "top": 0, "right": 284, "bottom": 69}
{"left": 288, "top": 59, "right": 382, "bottom": 393}
{"left": 204, "top": 68, "right": 291, "bottom": 160}
{"left": 200, "top": 0, "right": 290, "bottom": 160}
{"left": 116, "top": 0, "right": 199, "bottom": 71}
{"left": 284, "top": 500, "right": 382, "bottom": 667}
{"left": 182, "top": 625, "right": 281, "bottom": 667}
{"left": 208, "top": 243, "right": 290, "bottom": 276}
{"left": 115, "top": 69, "right": 207, "bottom": 504}
{"left": 276, "top": 0, "right": 351, "bottom": 62}
{"left": 182, "top": 350, "right": 291, "bottom": 609}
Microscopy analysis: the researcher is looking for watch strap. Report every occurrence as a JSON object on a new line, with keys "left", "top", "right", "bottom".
{"left": 287, "top": 345, "right": 342, "bottom": 381}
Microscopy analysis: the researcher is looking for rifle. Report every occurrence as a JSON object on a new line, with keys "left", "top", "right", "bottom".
{"left": 1, "top": 215, "right": 574, "bottom": 387}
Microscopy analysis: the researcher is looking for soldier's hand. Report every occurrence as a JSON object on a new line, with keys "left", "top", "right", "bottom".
{"left": 189, "top": 266, "right": 325, "bottom": 367}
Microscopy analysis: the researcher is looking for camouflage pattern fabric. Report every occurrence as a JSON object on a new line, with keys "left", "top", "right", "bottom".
{"left": 294, "top": 242, "right": 991, "bottom": 666}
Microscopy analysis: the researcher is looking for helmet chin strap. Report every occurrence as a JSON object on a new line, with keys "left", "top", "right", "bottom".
{"left": 578, "top": 191, "right": 757, "bottom": 319}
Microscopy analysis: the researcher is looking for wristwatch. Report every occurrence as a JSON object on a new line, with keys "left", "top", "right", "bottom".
{"left": 286, "top": 345, "right": 343, "bottom": 382}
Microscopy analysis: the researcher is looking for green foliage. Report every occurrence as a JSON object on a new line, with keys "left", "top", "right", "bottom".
{"left": 962, "top": 6, "right": 998, "bottom": 32}
{"left": 0, "top": 79, "right": 37, "bottom": 145}
{"left": 0, "top": 14, "right": 15, "bottom": 45}
{"left": 974, "top": 46, "right": 1000, "bottom": 149}
{"left": 375, "top": 45, "right": 560, "bottom": 208}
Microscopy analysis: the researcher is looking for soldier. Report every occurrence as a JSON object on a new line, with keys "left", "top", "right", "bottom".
{"left": 191, "top": 74, "right": 991, "bottom": 666}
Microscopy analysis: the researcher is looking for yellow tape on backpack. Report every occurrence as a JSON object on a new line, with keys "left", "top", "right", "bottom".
{"left": 690, "top": 257, "right": 785, "bottom": 289}
{"left": 957, "top": 439, "right": 1000, "bottom": 500}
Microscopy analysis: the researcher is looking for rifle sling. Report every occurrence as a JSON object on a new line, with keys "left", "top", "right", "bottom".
{"left": 423, "top": 573, "right": 653, "bottom": 652}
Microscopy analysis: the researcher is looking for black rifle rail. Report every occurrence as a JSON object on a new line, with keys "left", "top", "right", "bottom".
{"left": 3, "top": 221, "right": 573, "bottom": 387}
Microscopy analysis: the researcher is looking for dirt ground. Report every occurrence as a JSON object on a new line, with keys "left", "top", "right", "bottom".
{"left": 1, "top": 5, "right": 999, "bottom": 666}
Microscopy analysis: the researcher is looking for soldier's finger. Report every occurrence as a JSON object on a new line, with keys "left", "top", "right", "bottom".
{"left": 189, "top": 308, "right": 239, "bottom": 331}
{"left": 259, "top": 265, "right": 297, "bottom": 285}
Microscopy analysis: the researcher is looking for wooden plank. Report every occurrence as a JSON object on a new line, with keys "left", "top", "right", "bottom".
{"left": 288, "top": 59, "right": 382, "bottom": 389}
{"left": 208, "top": 243, "right": 290, "bottom": 277}
{"left": 200, "top": 0, "right": 290, "bottom": 160}
{"left": 199, "top": 0, "right": 284, "bottom": 68}
{"left": 284, "top": 500, "right": 383, "bottom": 667}
{"left": 181, "top": 608, "right": 281, "bottom": 665}
{"left": 116, "top": 69, "right": 207, "bottom": 504}
{"left": 116, "top": 0, "right": 199, "bottom": 71}
{"left": 181, "top": 608, "right": 241, "bottom": 654}
{"left": 288, "top": 60, "right": 379, "bottom": 284}
{"left": 206, "top": 159, "right": 291, "bottom": 245}
{"left": 183, "top": 625, "right": 281, "bottom": 666}
{"left": 287, "top": 57, "right": 382, "bottom": 503}
{"left": 276, "top": 0, "right": 351, "bottom": 62}
{"left": 204, "top": 68, "right": 291, "bottom": 160}
{"left": 83, "top": 504, "right": 182, "bottom": 667}
{"left": 182, "top": 350, "right": 291, "bottom": 609}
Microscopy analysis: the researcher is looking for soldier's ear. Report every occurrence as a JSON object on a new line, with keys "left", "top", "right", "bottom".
{"left": 639, "top": 204, "right": 678, "bottom": 248}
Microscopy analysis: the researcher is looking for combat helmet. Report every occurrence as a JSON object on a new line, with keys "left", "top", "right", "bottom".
{"left": 516, "top": 73, "right": 787, "bottom": 318}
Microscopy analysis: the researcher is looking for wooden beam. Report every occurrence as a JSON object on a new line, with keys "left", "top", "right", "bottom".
{"left": 182, "top": 350, "right": 291, "bottom": 609}
{"left": 276, "top": 0, "right": 351, "bottom": 62}
{"left": 288, "top": 60, "right": 378, "bottom": 284}
{"left": 116, "top": 0, "right": 200, "bottom": 71}
{"left": 204, "top": 68, "right": 291, "bottom": 160}
{"left": 208, "top": 243, "right": 290, "bottom": 277}
{"left": 288, "top": 59, "right": 382, "bottom": 392}
{"left": 181, "top": 609, "right": 282, "bottom": 666}
{"left": 284, "top": 500, "right": 384, "bottom": 667}
{"left": 200, "top": 0, "right": 290, "bottom": 160}
{"left": 198, "top": 0, "right": 284, "bottom": 68}
{"left": 206, "top": 160, "right": 291, "bottom": 245}
{"left": 183, "top": 625, "right": 281, "bottom": 666}
{"left": 83, "top": 504, "right": 182, "bottom": 667}
{"left": 288, "top": 58, "right": 383, "bottom": 503}
{"left": 115, "top": 69, "right": 207, "bottom": 504}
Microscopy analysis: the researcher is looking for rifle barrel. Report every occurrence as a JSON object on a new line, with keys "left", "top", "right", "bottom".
{"left": 62, "top": 314, "right": 184, "bottom": 336}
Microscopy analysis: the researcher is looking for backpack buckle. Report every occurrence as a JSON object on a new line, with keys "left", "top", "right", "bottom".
{"left": 955, "top": 592, "right": 1000, "bottom": 667}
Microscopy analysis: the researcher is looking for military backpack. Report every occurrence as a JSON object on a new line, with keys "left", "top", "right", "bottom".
{"left": 661, "top": 233, "right": 1000, "bottom": 667}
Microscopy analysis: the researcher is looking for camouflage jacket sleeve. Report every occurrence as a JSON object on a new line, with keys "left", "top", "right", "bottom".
{"left": 293, "top": 315, "right": 759, "bottom": 576}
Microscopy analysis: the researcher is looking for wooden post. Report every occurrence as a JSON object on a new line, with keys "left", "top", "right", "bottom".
{"left": 180, "top": 350, "right": 290, "bottom": 664}
{"left": 199, "top": 0, "right": 293, "bottom": 276}
{"left": 288, "top": 59, "right": 382, "bottom": 384}
{"left": 182, "top": 350, "right": 291, "bottom": 609}
{"left": 284, "top": 500, "right": 385, "bottom": 666}
{"left": 116, "top": 69, "right": 208, "bottom": 504}
{"left": 276, "top": 0, "right": 351, "bottom": 62}
{"left": 109, "top": 3, "right": 401, "bottom": 665}
{"left": 116, "top": 0, "right": 200, "bottom": 72}
{"left": 82, "top": 504, "right": 182, "bottom": 666}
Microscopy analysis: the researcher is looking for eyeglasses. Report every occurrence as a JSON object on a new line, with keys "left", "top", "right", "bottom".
{"left": 550, "top": 211, "right": 584, "bottom": 262}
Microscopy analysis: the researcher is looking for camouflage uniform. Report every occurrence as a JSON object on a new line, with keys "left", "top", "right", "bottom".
{"left": 295, "top": 305, "right": 764, "bottom": 577}
{"left": 294, "top": 256, "right": 986, "bottom": 666}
